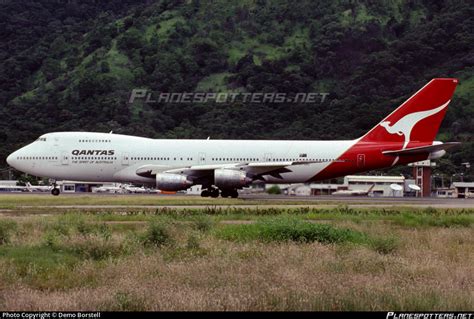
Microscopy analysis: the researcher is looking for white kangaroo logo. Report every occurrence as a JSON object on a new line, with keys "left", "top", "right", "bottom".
{"left": 380, "top": 100, "right": 450, "bottom": 150}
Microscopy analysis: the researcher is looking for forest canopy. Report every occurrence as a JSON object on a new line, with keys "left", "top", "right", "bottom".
{"left": 0, "top": 0, "right": 472, "bottom": 180}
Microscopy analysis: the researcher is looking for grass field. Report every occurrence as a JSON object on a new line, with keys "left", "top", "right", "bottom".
{"left": 0, "top": 193, "right": 471, "bottom": 209}
{"left": 0, "top": 194, "right": 350, "bottom": 208}
{"left": 0, "top": 194, "right": 248, "bottom": 208}
{"left": 0, "top": 193, "right": 394, "bottom": 210}
{"left": 0, "top": 203, "right": 473, "bottom": 311}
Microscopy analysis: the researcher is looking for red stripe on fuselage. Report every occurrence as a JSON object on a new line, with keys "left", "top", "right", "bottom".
{"left": 307, "top": 141, "right": 429, "bottom": 182}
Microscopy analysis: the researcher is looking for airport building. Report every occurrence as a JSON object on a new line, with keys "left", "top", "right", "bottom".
{"left": 451, "top": 182, "right": 474, "bottom": 198}
{"left": 309, "top": 184, "right": 341, "bottom": 196}
{"left": 265, "top": 175, "right": 414, "bottom": 197}
{"left": 0, "top": 180, "right": 26, "bottom": 192}
{"left": 0, "top": 180, "right": 137, "bottom": 194}
{"left": 343, "top": 175, "right": 406, "bottom": 197}
{"left": 0, "top": 176, "right": 469, "bottom": 198}
{"left": 435, "top": 187, "right": 455, "bottom": 198}
{"left": 59, "top": 181, "right": 122, "bottom": 193}
{"left": 408, "top": 160, "right": 436, "bottom": 197}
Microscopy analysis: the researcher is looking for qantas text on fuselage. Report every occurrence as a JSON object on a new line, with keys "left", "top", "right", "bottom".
{"left": 71, "top": 150, "right": 115, "bottom": 156}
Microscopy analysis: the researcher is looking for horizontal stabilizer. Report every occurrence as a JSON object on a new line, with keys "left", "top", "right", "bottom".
{"left": 382, "top": 142, "right": 460, "bottom": 156}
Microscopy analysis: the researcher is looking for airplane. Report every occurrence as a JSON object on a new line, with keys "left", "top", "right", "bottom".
{"left": 92, "top": 185, "right": 124, "bottom": 194}
{"left": 25, "top": 182, "right": 53, "bottom": 192}
{"left": 122, "top": 184, "right": 151, "bottom": 193}
{"left": 331, "top": 184, "right": 375, "bottom": 196}
{"left": 6, "top": 78, "right": 460, "bottom": 198}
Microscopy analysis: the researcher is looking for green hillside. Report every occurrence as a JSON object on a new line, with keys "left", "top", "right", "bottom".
{"left": 0, "top": 0, "right": 472, "bottom": 180}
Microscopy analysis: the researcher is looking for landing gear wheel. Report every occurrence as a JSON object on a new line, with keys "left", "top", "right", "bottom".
{"left": 210, "top": 188, "right": 219, "bottom": 198}
{"left": 51, "top": 188, "right": 60, "bottom": 196}
{"left": 220, "top": 190, "right": 230, "bottom": 198}
{"left": 201, "top": 190, "right": 210, "bottom": 197}
{"left": 220, "top": 189, "right": 238, "bottom": 198}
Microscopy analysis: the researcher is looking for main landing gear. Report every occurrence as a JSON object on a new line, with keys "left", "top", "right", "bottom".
{"left": 51, "top": 181, "right": 60, "bottom": 196}
{"left": 220, "top": 189, "right": 239, "bottom": 198}
{"left": 200, "top": 187, "right": 238, "bottom": 198}
{"left": 200, "top": 187, "right": 219, "bottom": 198}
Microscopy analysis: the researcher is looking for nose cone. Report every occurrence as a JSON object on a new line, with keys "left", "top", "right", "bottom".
{"left": 6, "top": 151, "right": 17, "bottom": 168}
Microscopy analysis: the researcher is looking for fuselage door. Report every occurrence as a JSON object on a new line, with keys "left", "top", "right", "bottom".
{"left": 357, "top": 154, "right": 365, "bottom": 168}
{"left": 61, "top": 152, "right": 70, "bottom": 165}
{"left": 198, "top": 153, "right": 206, "bottom": 165}
{"left": 264, "top": 153, "right": 273, "bottom": 162}
{"left": 122, "top": 152, "right": 129, "bottom": 166}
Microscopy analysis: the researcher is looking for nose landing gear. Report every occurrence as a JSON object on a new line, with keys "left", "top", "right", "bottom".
{"left": 51, "top": 182, "right": 60, "bottom": 196}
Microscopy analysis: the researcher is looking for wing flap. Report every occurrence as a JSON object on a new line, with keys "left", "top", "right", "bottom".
{"left": 247, "top": 160, "right": 327, "bottom": 167}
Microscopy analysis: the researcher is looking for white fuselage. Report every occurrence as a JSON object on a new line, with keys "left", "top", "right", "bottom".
{"left": 7, "top": 132, "right": 356, "bottom": 185}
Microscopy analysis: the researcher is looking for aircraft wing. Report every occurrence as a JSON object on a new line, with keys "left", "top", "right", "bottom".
{"left": 382, "top": 142, "right": 460, "bottom": 156}
{"left": 135, "top": 160, "right": 328, "bottom": 180}
{"left": 242, "top": 160, "right": 329, "bottom": 178}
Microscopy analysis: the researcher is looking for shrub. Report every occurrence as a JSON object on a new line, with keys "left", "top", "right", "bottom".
{"left": 215, "top": 216, "right": 366, "bottom": 244}
{"left": 77, "top": 220, "right": 95, "bottom": 236}
{"left": 0, "top": 220, "right": 17, "bottom": 245}
{"left": 142, "top": 221, "right": 172, "bottom": 247}
{"left": 335, "top": 205, "right": 356, "bottom": 215}
{"left": 69, "top": 236, "right": 125, "bottom": 260}
{"left": 186, "top": 233, "right": 200, "bottom": 250}
{"left": 112, "top": 292, "right": 147, "bottom": 311}
{"left": 368, "top": 236, "right": 398, "bottom": 254}
{"left": 122, "top": 232, "right": 142, "bottom": 254}
{"left": 393, "top": 214, "right": 473, "bottom": 228}
{"left": 97, "top": 223, "right": 112, "bottom": 241}
{"left": 43, "top": 231, "right": 60, "bottom": 250}
{"left": 256, "top": 217, "right": 365, "bottom": 244}
{"left": 49, "top": 214, "right": 86, "bottom": 236}
{"left": 423, "top": 207, "right": 438, "bottom": 215}
{"left": 192, "top": 214, "right": 214, "bottom": 232}
{"left": 267, "top": 185, "right": 282, "bottom": 195}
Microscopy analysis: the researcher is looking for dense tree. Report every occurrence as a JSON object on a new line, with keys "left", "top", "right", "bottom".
{"left": 0, "top": 0, "right": 472, "bottom": 181}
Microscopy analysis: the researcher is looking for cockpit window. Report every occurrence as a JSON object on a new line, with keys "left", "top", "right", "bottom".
{"left": 36, "top": 137, "right": 47, "bottom": 141}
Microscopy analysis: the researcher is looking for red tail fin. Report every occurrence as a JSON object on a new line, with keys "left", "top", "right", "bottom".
{"left": 361, "top": 78, "right": 458, "bottom": 149}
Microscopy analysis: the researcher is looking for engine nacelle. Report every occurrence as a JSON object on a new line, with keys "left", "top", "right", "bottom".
{"left": 214, "top": 169, "right": 252, "bottom": 189}
{"left": 156, "top": 173, "right": 193, "bottom": 191}
{"left": 429, "top": 150, "right": 446, "bottom": 160}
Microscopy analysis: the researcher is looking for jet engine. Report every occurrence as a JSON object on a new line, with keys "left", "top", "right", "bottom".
{"left": 214, "top": 169, "right": 252, "bottom": 189}
{"left": 156, "top": 173, "right": 193, "bottom": 191}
